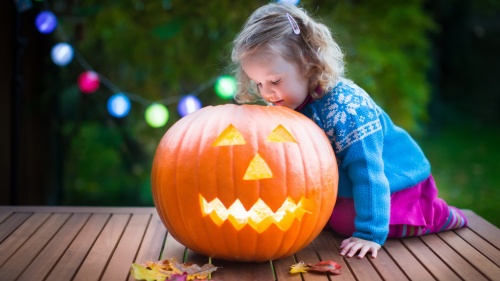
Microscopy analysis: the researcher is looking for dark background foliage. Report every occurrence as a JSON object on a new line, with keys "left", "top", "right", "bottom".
{"left": 1, "top": 0, "right": 499, "bottom": 226}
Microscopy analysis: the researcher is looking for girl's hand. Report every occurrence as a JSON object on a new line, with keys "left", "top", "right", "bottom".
{"left": 339, "top": 237, "right": 381, "bottom": 259}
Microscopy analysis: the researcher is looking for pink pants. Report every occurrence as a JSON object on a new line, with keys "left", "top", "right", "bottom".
{"left": 329, "top": 175, "right": 467, "bottom": 238}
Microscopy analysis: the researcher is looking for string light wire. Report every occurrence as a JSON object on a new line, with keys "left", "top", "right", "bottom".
{"left": 37, "top": 0, "right": 236, "bottom": 125}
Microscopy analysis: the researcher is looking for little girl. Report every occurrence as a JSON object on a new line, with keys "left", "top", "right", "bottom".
{"left": 230, "top": 3, "right": 467, "bottom": 259}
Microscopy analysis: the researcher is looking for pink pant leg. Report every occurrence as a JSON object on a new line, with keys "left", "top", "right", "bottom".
{"left": 328, "top": 197, "right": 356, "bottom": 237}
{"left": 329, "top": 176, "right": 468, "bottom": 239}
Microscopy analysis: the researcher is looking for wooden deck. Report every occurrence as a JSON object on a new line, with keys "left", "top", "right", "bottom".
{"left": 0, "top": 206, "right": 498, "bottom": 280}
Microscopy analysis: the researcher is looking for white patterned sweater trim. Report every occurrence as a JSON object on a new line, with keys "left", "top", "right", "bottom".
{"left": 309, "top": 80, "right": 383, "bottom": 153}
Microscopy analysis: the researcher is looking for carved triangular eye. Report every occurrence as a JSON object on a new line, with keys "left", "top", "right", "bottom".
{"left": 266, "top": 125, "right": 297, "bottom": 143}
{"left": 243, "top": 153, "right": 273, "bottom": 180}
{"left": 212, "top": 124, "right": 246, "bottom": 146}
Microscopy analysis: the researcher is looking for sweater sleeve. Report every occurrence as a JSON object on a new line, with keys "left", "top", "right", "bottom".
{"left": 342, "top": 131, "right": 390, "bottom": 245}
{"left": 317, "top": 83, "right": 390, "bottom": 245}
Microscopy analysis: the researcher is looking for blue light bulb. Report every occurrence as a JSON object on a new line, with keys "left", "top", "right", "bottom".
{"left": 107, "top": 93, "right": 131, "bottom": 118}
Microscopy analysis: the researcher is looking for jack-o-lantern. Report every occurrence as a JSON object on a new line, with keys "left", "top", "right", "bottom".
{"left": 152, "top": 104, "right": 338, "bottom": 262}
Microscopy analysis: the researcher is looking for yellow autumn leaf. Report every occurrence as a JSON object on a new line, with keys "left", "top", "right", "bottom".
{"left": 130, "top": 263, "right": 169, "bottom": 281}
{"left": 289, "top": 261, "right": 309, "bottom": 274}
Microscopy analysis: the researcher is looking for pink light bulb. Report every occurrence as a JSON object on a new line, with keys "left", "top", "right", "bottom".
{"left": 78, "top": 71, "right": 100, "bottom": 94}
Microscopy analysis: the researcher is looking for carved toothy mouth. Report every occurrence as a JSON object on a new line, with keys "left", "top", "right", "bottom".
{"left": 199, "top": 195, "right": 313, "bottom": 233}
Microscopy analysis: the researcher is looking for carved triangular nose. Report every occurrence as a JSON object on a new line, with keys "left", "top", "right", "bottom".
{"left": 243, "top": 153, "right": 273, "bottom": 180}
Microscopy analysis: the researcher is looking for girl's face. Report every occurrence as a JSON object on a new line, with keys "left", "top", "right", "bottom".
{"left": 241, "top": 53, "right": 309, "bottom": 109}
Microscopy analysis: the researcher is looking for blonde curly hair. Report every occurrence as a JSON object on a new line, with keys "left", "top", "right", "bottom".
{"left": 231, "top": 3, "right": 345, "bottom": 104}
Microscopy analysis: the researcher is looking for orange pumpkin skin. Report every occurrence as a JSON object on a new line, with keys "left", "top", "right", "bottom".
{"left": 152, "top": 104, "right": 338, "bottom": 262}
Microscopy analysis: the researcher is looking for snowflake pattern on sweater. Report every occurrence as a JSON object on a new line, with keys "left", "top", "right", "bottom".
{"left": 309, "top": 80, "right": 382, "bottom": 154}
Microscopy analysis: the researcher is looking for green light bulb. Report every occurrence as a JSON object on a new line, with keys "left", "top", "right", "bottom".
{"left": 215, "top": 75, "right": 237, "bottom": 99}
{"left": 145, "top": 103, "right": 169, "bottom": 128}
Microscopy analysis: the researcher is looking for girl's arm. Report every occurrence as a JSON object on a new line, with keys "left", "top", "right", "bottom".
{"left": 342, "top": 127, "right": 390, "bottom": 246}
{"left": 316, "top": 82, "right": 391, "bottom": 253}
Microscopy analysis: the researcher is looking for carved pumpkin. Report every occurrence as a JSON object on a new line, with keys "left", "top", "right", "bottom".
{"left": 152, "top": 104, "right": 338, "bottom": 261}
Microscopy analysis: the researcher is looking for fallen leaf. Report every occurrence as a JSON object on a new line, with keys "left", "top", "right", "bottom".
{"left": 290, "top": 260, "right": 341, "bottom": 275}
{"left": 130, "top": 263, "right": 168, "bottom": 281}
{"left": 131, "top": 258, "right": 218, "bottom": 280}
{"left": 307, "top": 260, "right": 341, "bottom": 274}
{"left": 170, "top": 259, "right": 218, "bottom": 280}
{"left": 170, "top": 273, "right": 187, "bottom": 281}
{"left": 289, "top": 261, "right": 309, "bottom": 274}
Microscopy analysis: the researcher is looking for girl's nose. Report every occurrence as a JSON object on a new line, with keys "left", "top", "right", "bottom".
{"left": 261, "top": 86, "right": 276, "bottom": 102}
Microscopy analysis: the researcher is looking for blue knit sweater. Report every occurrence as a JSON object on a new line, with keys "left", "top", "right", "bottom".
{"left": 299, "top": 79, "right": 431, "bottom": 245}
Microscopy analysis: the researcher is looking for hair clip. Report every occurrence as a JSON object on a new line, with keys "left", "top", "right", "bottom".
{"left": 285, "top": 13, "right": 300, "bottom": 35}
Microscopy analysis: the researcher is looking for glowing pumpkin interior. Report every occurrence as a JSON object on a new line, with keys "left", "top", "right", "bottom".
{"left": 202, "top": 124, "right": 312, "bottom": 233}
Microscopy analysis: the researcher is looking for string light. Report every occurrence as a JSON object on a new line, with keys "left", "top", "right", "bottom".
{"left": 145, "top": 103, "right": 169, "bottom": 128}
{"left": 214, "top": 75, "right": 237, "bottom": 99}
{"left": 34, "top": 1, "right": 238, "bottom": 127}
{"left": 77, "top": 71, "right": 100, "bottom": 94}
{"left": 107, "top": 93, "right": 131, "bottom": 118}
{"left": 51, "top": 42, "right": 74, "bottom": 66}
{"left": 35, "top": 10, "right": 57, "bottom": 34}
{"left": 177, "top": 95, "right": 202, "bottom": 117}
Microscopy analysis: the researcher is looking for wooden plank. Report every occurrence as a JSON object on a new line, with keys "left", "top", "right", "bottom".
{"left": 73, "top": 213, "right": 130, "bottom": 281}
{"left": 0, "top": 213, "right": 70, "bottom": 281}
{"left": 462, "top": 210, "right": 500, "bottom": 249}
{"left": 0, "top": 212, "right": 50, "bottom": 267}
{"left": 273, "top": 255, "right": 301, "bottom": 281}
{"left": 101, "top": 213, "right": 151, "bottom": 281}
{"left": 0, "top": 211, "right": 13, "bottom": 224}
{"left": 332, "top": 235, "right": 383, "bottom": 281}
{"left": 311, "top": 231, "right": 357, "bottom": 281}
{"left": 383, "top": 238, "right": 435, "bottom": 281}
{"left": 128, "top": 214, "right": 168, "bottom": 281}
{"left": 420, "top": 233, "right": 487, "bottom": 281}
{"left": 294, "top": 242, "right": 329, "bottom": 280}
{"left": 185, "top": 249, "right": 210, "bottom": 264}
{"left": 211, "top": 259, "right": 275, "bottom": 280}
{"left": 45, "top": 213, "right": 110, "bottom": 281}
{"left": 401, "top": 236, "right": 460, "bottom": 281}
{"left": 0, "top": 205, "right": 157, "bottom": 214}
{"left": 363, "top": 244, "right": 408, "bottom": 281}
{"left": 438, "top": 230, "right": 500, "bottom": 280}
{"left": 161, "top": 233, "right": 186, "bottom": 261}
{"left": 454, "top": 227, "right": 500, "bottom": 266}
{"left": 0, "top": 212, "right": 31, "bottom": 244}
{"left": 16, "top": 213, "right": 90, "bottom": 281}
{"left": 133, "top": 214, "right": 167, "bottom": 262}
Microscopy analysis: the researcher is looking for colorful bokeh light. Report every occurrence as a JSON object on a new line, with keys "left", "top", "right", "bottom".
{"left": 145, "top": 103, "right": 169, "bottom": 128}
{"left": 214, "top": 75, "right": 237, "bottom": 99}
{"left": 177, "top": 95, "right": 201, "bottom": 117}
{"left": 77, "top": 71, "right": 100, "bottom": 94}
{"left": 35, "top": 11, "right": 57, "bottom": 34}
{"left": 107, "top": 93, "right": 131, "bottom": 118}
{"left": 51, "top": 43, "right": 74, "bottom": 66}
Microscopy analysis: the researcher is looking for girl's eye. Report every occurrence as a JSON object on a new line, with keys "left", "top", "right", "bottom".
{"left": 271, "top": 79, "right": 281, "bottom": 85}
{"left": 257, "top": 83, "right": 262, "bottom": 88}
